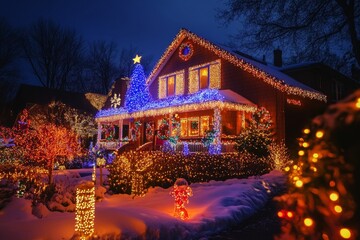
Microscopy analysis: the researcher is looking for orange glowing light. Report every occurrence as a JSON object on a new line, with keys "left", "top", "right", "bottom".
{"left": 303, "top": 128, "right": 310, "bottom": 134}
{"left": 339, "top": 228, "right": 351, "bottom": 239}
{"left": 302, "top": 142, "right": 309, "bottom": 148}
{"left": 304, "top": 218, "right": 313, "bottom": 227}
{"left": 316, "top": 130, "right": 324, "bottom": 138}
{"left": 356, "top": 98, "right": 360, "bottom": 108}
{"left": 312, "top": 153, "right": 319, "bottom": 158}
{"left": 329, "top": 192, "right": 339, "bottom": 201}
{"left": 287, "top": 211, "right": 293, "bottom": 218}
{"left": 334, "top": 205, "right": 343, "bottom": 213}
{"left": 298, "top": 150, "right": 305, "bottom": 156}
{"left": 329, "top": 181, "right": 336, "bottom": 187}
{"left": 277, "top": 211, "right": 284, "bottom": 218}
{"left": 295, "top": 180, "right": 303, "bottom": 188}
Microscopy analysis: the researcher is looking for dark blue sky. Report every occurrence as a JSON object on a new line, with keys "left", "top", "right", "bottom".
{"left": 1, "top": 0, "right": 237, "bottom": 64}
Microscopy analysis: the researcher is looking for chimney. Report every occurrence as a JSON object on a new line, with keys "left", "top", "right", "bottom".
{"left": 273, "top": 49, "right": 282, "bottom": 67}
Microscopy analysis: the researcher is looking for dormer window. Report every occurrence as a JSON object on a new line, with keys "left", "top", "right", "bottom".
{"left": 199, "top": 67, "right": 209, "bottom": 89}
{"left": 189, "top": 59, "right": 221, "bottom": 94}
{"left": 167, "top": 75, "right": 175, "bottom": 96}
{"left": 158, "top": 70, "right": 185, "bottom": 99}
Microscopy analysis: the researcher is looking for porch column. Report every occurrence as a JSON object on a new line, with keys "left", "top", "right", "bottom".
{"left": 97, "top": 123, "right": 102, "bottom": 146}
{"left": 118, "top": 119, "right": 123, "bottom": 141}
{"left": 213, "top": 108, "right": 222, "bottom": 154}
{"left": 242, "top": 111, "right": 246, "bottom": 129}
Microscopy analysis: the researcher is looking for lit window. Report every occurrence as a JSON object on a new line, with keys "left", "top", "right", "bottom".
{"left": 167, "top": 76, "right": 175, "bottom": 96}
{"left": 188, "top": 117, "right": 199, "bottom": 136}
{"left": 180, "top": 119, "right": 187, "bottom": 137}
{"left": 200, "top": 67, "right": 209, "bottom": 89}
{"left": 189, "top": 59, "right": 221, "bottom": 94}
{"left": 158, "top": 70, "right": 185, "bottom": 99}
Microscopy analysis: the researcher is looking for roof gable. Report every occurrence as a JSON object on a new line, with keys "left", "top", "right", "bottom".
{"left": 147, "top": 28, "right": 326, "bottom": 102}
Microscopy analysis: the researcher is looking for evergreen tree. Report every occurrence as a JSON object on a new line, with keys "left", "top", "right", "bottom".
{"left": 124, "top": 55, "right": 151, "bottom": 112}
{"left": 235, "top": 107, "right": 274, "bottom": 158}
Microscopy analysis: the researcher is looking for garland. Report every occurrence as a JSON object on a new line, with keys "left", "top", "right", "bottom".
{"left": 145, "top": 122, "right": 154, "bottom": 141}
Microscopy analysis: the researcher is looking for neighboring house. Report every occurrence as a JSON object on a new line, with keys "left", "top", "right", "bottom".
{"left": 280, "top": 62, "right": 360, "bottom": 104}
{"left": 10, "top": 84, "right": 106, "bottom": 127}
{"left": 95, "top": 29, "right": 330, "bottom": 151}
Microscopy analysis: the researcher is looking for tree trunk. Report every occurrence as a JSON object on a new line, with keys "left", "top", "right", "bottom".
{"left": 48, "top": 158, "right": 53, "bottom": 185}
{"left": 100, "top": 166, "right": 103, "bottom": 186}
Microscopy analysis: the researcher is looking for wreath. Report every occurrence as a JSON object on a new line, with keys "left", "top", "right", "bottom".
{"left": 130, "top": 121, "right": 141, "bottom": 141}
{"left": 145, "top": 122, "right": 154, "bottom": 141}
{"left": 157, "top": 119, "right": 170, "bottom": 139}
{"left": 179, "top": 41, "right": 194, "bottom": 61}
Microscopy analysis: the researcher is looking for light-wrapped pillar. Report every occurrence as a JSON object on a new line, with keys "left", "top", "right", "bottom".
{"left": 75, "top": 181, "right": 95, "bottom": 239}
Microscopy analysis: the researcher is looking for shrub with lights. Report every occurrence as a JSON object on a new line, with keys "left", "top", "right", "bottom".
{"left": 275, "top": 90, "right": 360, "bottom": 240}
{"left": 235, "top": 107, "right": 274, "bottom": 158}
{"left": 107, "top": 151, "right": 272, "bottom": 196}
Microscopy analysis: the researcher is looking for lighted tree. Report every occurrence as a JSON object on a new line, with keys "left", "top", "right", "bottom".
{"left": 27, "top": 101, "right": 97, "bottom": 147}
{"left": 275, "top": 91, "right": 360, "bottom": 240}
{"left": 124, "top": 55, "right": 151, "bottom": 112}
{"left": 16, "top": 123, "right": 81, "bottom": 185}
{"left": 235, "top": 107, "right": 274, "bottom": 158}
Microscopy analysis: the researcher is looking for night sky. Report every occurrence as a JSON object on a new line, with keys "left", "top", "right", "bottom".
{"left": 1, "top": 0, "right": 238, "bottom": 84}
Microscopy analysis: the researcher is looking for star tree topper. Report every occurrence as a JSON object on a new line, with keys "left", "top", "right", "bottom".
{"left": 133, "top": 54, "right": 142, "bottom": 64}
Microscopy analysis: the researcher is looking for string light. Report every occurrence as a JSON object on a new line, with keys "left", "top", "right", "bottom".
{"left": 96, "top": 89, "right": 256, "bottom": 122}
{"left": 146, "top": 29, "right": 326, "bottom": 102}
{"left": 298, "top": 150, "right": 305, "bottom": 156}
{"left": 304, "top": 218, "right": 313, "bottom": 227}
{"left": 329, "top": 192, "right": 339, "bottom": 201}
{"left": 334, "top": 205, "right": 343, "bottom": 213}
{"left": 355, "top": 98, "right": 360, "bottom": 108}
{"left": 339, "top": 228, "right": 351, "bottom": 239}
{"left": 315, "top": 130, "right": 324, "bottom": 138}
{"left": 295, "top": 180, "right": 303, "bottom": 188}
{"left": 75, "top": 181, "right": 95, "bottom": 240}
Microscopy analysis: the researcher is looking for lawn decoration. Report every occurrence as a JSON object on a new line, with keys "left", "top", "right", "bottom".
{"left": 170, "top": 178, "right": 193, "bottom": 220}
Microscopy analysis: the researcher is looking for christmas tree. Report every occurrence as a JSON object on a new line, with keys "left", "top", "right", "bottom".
{"left": 124, "top": 55, "right": 151, "bottom": 112}
{"left": 235, "top": 106, "right": 274, "bottom": 158}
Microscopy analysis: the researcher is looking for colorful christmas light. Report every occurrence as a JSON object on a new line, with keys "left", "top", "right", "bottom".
{"left": 170, "top": 178, "right": 193, "bottom": 220}
{"left": 124, "top": 57, "right": 151, "bottom": 112}
{"left": 96, "top": 88, "right": 256, "bottom": 122}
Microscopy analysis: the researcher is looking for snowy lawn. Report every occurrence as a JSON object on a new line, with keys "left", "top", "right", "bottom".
{"left": 0, "top": 170, "right": 286, "bottom": 240}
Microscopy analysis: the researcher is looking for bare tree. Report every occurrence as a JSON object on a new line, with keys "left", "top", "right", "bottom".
{"left": 218, "top": 0, "right": 360, "bottom": 78}
{"left": 0, "top": 18, "right": 21, "bottom": 82}
{"left": 87, "top": 41, "right": 118, "bottom": 94}
{"left": 22, "top": 19, "right": 84, "bottom": 90}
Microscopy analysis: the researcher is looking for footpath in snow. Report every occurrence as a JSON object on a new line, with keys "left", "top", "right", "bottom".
{"left": 0, "top": 170, "right": 286, "bottom": 240}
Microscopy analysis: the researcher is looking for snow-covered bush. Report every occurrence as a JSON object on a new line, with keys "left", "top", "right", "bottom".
{"left": 47, "top": 171, "right": 80, "bottom": 212}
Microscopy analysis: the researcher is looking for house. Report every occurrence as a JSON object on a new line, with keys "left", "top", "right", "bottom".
{"left": 10, "top": 84, "right": 106, "bottom": 121}
{"left": 280, "top": 62, "right": 360, "bottom": 104}
{"left": 95, "top": 29, "right": 327, "bottom": 151}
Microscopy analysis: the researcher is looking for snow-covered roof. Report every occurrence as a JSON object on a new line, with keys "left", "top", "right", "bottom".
{"left": 95, "top": 89, "right": 256, "bottom": 122}
{"left": 146, "top": 29, "right": 326, "bottom": 102}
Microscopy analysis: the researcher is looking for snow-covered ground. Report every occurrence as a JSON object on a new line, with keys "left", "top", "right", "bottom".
{"left": 0, "top": 170, "right": 286, "bottom": 240}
